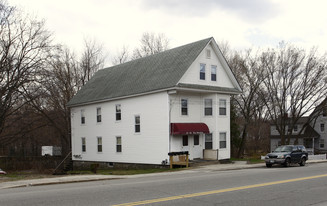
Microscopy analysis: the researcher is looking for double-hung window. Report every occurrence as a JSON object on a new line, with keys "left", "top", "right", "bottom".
{"left": 81, "top": 137, "right": 86, "bottom": 152}
{"left": 96, "top": 108, "right": 101, "bottom": 123}
{"left": 219, "top": 99, "right": 227, "bottom": 115}
{"left": 321, "top": 123, "right": 325, "bottom": 132}
{"left": 81, "top": 110, "right": 85, "bottom": 124}
{"left": 220, "top": 132, "right": 227, "bottom": 149}
{"left": 116, "top": 104, "right": 121, "bottom": 121}
{"left": 200, "top": 63, "right": 206, "bottom": 80}
{"left": 97, "top": 137, "right": 102, "bottom": 152}
{"left": 204, "top": 99, "right": 213, "bottom": 116}
{"left": 205, "top": 133, "right": 212, "bottom": 149}
{"left": 181, "top": 99, "right": 188, "bottom": 116}
{"left": 211, "top": 65, "right": 217, "bottom": 81}
{"left": 116, "top": 136, "right": 122, "bottom": 152}
{"left": 320, "top": 139, "right": 325, "bottom": 148}
{"left": 135, "top": 115, "right": 140, "bottom": 133}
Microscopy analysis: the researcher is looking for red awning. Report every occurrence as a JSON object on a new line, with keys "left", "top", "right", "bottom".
{"left": 170, "top": 123, "right": 210, "bottom": 135}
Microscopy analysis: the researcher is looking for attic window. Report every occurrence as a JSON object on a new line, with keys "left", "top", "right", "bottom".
{"left": 206, "top": 49, "right": 211, "bottom": 59}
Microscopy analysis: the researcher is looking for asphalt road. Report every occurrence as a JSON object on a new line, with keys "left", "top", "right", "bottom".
{"left": 1, "top": 163, "right": 327, "bottom": 206}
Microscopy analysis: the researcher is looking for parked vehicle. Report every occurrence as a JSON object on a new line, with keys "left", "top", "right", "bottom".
{"left": 265, "top": 145, "right": 308, "bottom": 168}
{"left": 0, "top": 168, "right": 6, "bottom": 175}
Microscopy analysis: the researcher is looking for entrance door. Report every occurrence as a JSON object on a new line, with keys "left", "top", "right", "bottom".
{"left": 192, "top": 135, "right": 202, "bottom": 159}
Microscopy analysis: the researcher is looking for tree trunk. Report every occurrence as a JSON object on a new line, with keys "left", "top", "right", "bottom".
{"left": 237, "top": 124, "right": 247, "bottom": 158}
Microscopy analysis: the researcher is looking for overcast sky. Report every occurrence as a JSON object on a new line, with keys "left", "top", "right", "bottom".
{"left": 8, "top": 0, "right": 327, "bottom": 65}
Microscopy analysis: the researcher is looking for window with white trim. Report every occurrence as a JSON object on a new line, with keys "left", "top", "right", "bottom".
{"left": 211, "top": 65, "right": 217, "bottom": 81}
{"left": 116, "top": 136, "right": 122, "bottom": 152}
{"left": 320, "top": 139, "right": 325, "bottom": 148}
{"left": 81, "top": 137, "right": 86, "bottom": 152}
{"left": 205, "top": 133, "right": 212, "bottom": 149}
{"left": 181, "top": 99, "right": 188, "bottom": 116}
{"left": 204, "top": 99, "right": 213, "bottom": 116}
{"left": 116, "top": 104, "right": 121, "bottom": 121}
{"left": 97, "top": 137, "right": 102, "bottom": 152}
{"left": 135, "top": 115, "right": 140, "bottom": 133}
{"left": 321, "top": 123, "right": 325, "bottom": 132}
{"left": 220, "top": 132, "right": 227, "bottom": 149}
{"left": 219, "top": 99, "right": 227, "bottom": 115}
{"left": 96, "top": 107, "right": 101, "bottom": 123}
{"left": 81, "top": 110, "right": 85, "bottom": 124}
{"left": 200, "top": 63, "right": 206, "bottom": 80}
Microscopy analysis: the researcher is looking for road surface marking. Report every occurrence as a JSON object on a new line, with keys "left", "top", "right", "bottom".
{"left": 112, "top": 174, "right": 327, "bottom": 206}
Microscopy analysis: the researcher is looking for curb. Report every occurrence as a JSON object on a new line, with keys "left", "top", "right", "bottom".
{"left": 1, "top": 160, "right": 326, "bottom": 189}
{"left": 0, "top": 176, "right": 122, "bottom": 190}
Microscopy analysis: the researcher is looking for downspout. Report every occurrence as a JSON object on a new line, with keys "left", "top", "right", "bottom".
{"left": 215, "top": 93, "right": 219, "bottom": 160}
{"left": 169, "top": 96, "right": 171, "bottom": 153}
{"left": 167, "top": 90, "right": 177, "bottom": 154}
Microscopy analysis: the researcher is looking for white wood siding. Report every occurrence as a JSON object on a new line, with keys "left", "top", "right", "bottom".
{"left": 169, "top": 91, "right": 230, "bottom": 160}
{"left": 71, "top": 92, "right": 170, "bottom": 165}
{"left": 178, "top": 43, "right": 234, "bottom": 89}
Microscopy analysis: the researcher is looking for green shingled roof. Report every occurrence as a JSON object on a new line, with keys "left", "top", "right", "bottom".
{"left": 67, "top": 37, "right": 212, "bottom": 107}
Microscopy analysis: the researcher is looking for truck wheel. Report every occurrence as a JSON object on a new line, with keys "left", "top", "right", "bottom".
{"left": 299, "top": 157, "right": 306, "bottom": 166}
{"left": 284, "top": 158, "right": 291, "bottom": 167}
{"left": 266, "top": 163, "right": 272, "bottom": 168}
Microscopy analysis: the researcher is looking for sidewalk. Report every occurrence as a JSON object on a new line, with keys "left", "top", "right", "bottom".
{"left": 1, "top": 159, "right": 326, "bottom": 189}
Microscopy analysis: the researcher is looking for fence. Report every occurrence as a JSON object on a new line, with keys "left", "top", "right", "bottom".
{"left": 308, "top": 154, "right": 326, "bottom": 160}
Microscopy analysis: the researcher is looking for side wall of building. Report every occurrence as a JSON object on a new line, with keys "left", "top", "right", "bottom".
{"left": 312, "top": 115, "right": 327, "bottom": 151}
{"left": 71, "top": 92, "right": 170, "bottom": 165}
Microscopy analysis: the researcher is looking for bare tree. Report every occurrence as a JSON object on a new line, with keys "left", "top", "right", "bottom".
{"left": 112, "top": 45, "right": 129, "bottom": 65}
{"left": 229, "top": 49, "right": 267, "bottom": 157}
{"left": 132, "top": 32, "right": 169, "bottom": 59}
{"left": 218, "top": 40, "right": 232, "bottom": 60}
{"left": 259, "top": 43, "right": 327, "bottom": 145}
{"left": 0, "top": 1, "right": 52, "bottom": 136}
{"left": 26, "top": 40, "right": 105, "bottom": 154}
{"left": 79, "top": 39, "right": 105, "bottom": 86}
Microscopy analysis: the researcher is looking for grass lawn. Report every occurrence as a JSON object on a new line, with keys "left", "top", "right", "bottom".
{"left": 0, "top": 170, "right": 54, "bottom": 183}
{"left": 0, "top": 167, "right": 183, "bottom": 183}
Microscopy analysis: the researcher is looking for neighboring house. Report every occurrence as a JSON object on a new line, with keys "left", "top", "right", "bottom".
{"left": 67, "top": 37, "right": 242, "bottom": 166}
{"left": 270, "top": 117, "right": 320, "bottom": 153}
{"left": 311, "top": 98, "right": 327, "bottom": 153}
{"left": 270, "top": 98, "right": 327, "bottom": 153}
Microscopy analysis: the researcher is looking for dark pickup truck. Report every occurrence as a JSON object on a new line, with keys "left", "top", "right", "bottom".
{"left": 265, "top": 145, "right": 308, "bottom": 168}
